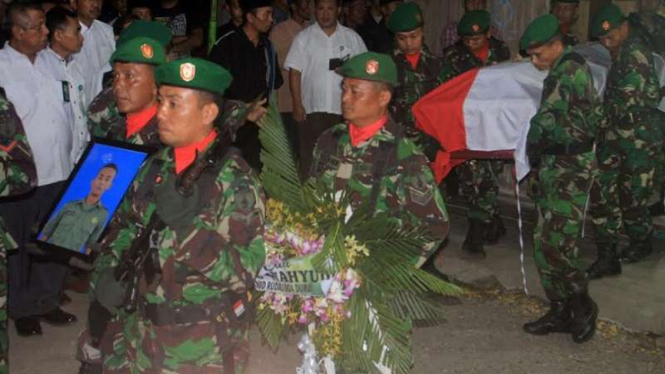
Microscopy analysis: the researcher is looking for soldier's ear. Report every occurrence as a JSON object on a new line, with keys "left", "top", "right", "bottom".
{"left": 202, "top": 101, "right": 220, "bottom": 128}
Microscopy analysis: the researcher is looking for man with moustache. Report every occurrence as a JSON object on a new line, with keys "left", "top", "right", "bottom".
{"left": 72, "top": 0, "right": 115, "bottom": 106}
{"left": 93, "top": 57, "right": 265, "bottom": 374}
{"left": 209, "top": 0, "right": 283, "bottom": 172}
{"left": 309, "top": 52, "right": 449, "bottom": 267}
{"left": 285, "top": 0, "right": 366, "bottom": 178}
{"left": 0, "top": 2, "right": 78, "bottom": 337}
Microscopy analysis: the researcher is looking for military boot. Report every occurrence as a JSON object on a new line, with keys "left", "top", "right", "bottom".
{"left": 569, "top": 292, "right": 598, "bottom": 344}
{"left": 484, "top": 215, "right": 507, "bottom": 245}
{"left": 462, "top": 219, "right": 485, "bottom": 258}
{"left": 523, "top": 300, "right": 572, "bottom": 335}
{"left": 586, "top": 244, "right": 621, "bottom": 280}
{"left": 619, "top": 241, "right": 653, "bottom": 264}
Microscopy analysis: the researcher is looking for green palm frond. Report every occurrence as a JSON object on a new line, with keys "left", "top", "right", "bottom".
{"left": 256, "top": 305, "right": 285, "bottom": 349}
{"left": 258, "top": 102, "right": 307, "bottom": 212}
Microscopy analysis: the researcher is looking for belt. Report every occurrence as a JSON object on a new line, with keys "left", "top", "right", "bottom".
{"left": 140, "top": 297, "right": 233, "bottom": 326}
{"left": 542, "top": 140, "right": 595, "bottom": 156}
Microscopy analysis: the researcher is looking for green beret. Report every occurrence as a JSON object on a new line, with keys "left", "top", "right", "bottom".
{"left": 111, "top": 37, "right": 167, "bottom": 65}
{"left": 117, "top": 20, "right": 173, "bottom": 48}
{"left": 590, "top": 4, "right": 626, "bottom": 38}
{"left": 387, "top": 2, "right": 423, "bottom": 33}
{"left": 520, "top": 14, "right": 560, "bottom": 50}
{"left": 155, "top": 58, "right": 233, "bottom": 96}
{"left": 337, "top": 52, "right": 397, "bottom": 86}
{"left": 458, "top": 10, "right": 491, "bottom": 37}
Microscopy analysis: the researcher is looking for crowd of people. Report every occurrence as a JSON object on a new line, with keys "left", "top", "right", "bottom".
{"left": 0, "top": 0, "right": 662, "bottom": 373}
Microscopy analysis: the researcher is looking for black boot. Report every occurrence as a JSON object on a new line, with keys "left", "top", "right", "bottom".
{"left": 462, "top": 219, "right": 485, "bottom": 258}
{"left": 484, "top": 215, "right": 506, "bottom": 245}
{"left": 619, "top": 241, "right": 653, "bottom": 264}
{"left": 570, "top": 292, "right": 598, "bottom": 344}
{"left": 523, "top": 300, "right": 572, "bottom": 335}
{"left": 586, "top": 244, "right": 621, "bottom": 280}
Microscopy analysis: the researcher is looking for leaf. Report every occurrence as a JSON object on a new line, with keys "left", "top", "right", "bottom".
{"left": 256, "top": 304, "right": 286, "bottom": 349}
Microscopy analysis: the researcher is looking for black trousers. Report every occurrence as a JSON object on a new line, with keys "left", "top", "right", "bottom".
{"left": 298, "top": 112, "right": 343, "bottom": 179}
{"left": 1, "top": 182, "right": 69, "bottom": 318}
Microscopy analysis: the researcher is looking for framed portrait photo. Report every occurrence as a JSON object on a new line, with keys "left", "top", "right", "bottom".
{"left": 37, "top": 139, "right": 155, "bottom": 258}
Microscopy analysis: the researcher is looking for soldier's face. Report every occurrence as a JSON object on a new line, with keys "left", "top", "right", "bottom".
{"left": 54, "top": 16, "right": 84, "bottom": 55}
{"left": 12, "top": 9, "right": 48, "bottom": 54}
{"left": 527, "top": 40, "right": 564, "bottom": 71}
{"left": 90, "top": 167, "right": 116, "bottom": 198}
{"left": 395, "top": 27, "right": 423, "bottom": 55}
{"left": 463, "top": 33, "right": 489, "bottom": 54}
{"left": 156, "top": 86, "right": 218, "bottom": 147}
{"left": 316, "top": 0, "right": 340, "bottom": 29}
{"left": 341, "top": 78, "right": 391, "bottom": 125}
{"left": 598, "top": 22, "right": 629, "bottom": 56}
{"left": 113, "top": 62, "right": 157, "bottom": 114}
{"left": 551, "top": 2, "right": 578, "bottom": 27}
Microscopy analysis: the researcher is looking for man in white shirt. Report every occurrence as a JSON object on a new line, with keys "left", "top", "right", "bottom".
{"left": 72, "top": 0, "right": 115, "bottom": 107}
{"left": 0, "top": 2, "right": 78, "bottom": 338}
{"left": 285, "top": 0, "right": 366, "bottom": 178}
{"left": 40, "top": 6, "right": 89, "bottom": 164}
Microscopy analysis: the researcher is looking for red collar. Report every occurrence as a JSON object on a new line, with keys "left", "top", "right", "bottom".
{"left": 405, "top": 52, "right": 421, "bottom": 70}
{"left": 349, "top": 115, "right": 387, "bottom": 147}
{"left": 174, "top": 131, "right": 217, "bottom": 174}
{"left": 126, "top": 104, "right": 157, "bottom": 139}
{"left": 474, "top": 42, "right": 490, "bottom": 64}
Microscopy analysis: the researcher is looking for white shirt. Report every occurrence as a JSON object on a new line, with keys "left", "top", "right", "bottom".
{"left": 0, "top": 43, "right": 75, "bottom": 186}
{"left": 37, "top": 48, "right": 89, "bottom": 164}
{"left": 73, "top": 20, "right": 115, "bottom": 107}
{"left": 285, "top": 22, "right": 367, "bottom": 115}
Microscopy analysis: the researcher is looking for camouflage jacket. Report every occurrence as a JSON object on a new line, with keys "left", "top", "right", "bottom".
{"left": 604, "top": 31, "right": 661, "bottom": 128}
{"left": 528, "top": 47, "right": 605, "bottom": 155}
{"left": 309, "top": 117, "right": 449, "bottom": 266}
{"left": 439, "top": 37, "right": 510, "bottom": 83}
{"left": 390, "top": 45, "right": 442, "bottom": 130}
{"left": 93, "top": 138, "right": 265, "bottom": 372}
{"left": 97, "top": 140, "right": 266, "bottom": 309}
{"left": 87, "top": 86, "right": 250, "bottom": 146}
{"left": 0, "top": 88, "right": 36, "bottom": 252}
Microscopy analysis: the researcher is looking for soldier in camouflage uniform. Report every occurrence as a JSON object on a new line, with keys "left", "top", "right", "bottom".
{"left": 0, "top": 88, "right": 37, "bottom": 374}
{"left": 439, "top": 10, "right": 510, "bottom": 258}
{"left": 586, "top": 4, "right": 663, "bottom": 280}
{"left": 520, "top": 15, "right": 603, "bottom": 344}
{"left": 310, "top": 52, "right": 449, "bottom": 266}
{"left": 550, "top": 0, "right": 580, "bottom": 47}
{"left": 92, "top": 58, "right": 265, "bottom": 374}
{"left": 386, "top": 2, "right": 441, "bottom": 159}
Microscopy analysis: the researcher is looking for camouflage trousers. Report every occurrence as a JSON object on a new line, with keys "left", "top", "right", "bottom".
{"left": 532, "top": 153, "right": 595, "bottom": 302}
{"left": 99, "top": 314, "right": 250, "bottom": 374}
{"left": 590, "top": 132, "right": 660, "bottom": 249}
{"left": 457, "top": 159, "right": 504, "bottom": 223}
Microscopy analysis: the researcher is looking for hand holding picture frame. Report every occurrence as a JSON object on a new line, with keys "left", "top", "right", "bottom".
{"left": 37, "top": 139, "right": 154, "bottom": 258}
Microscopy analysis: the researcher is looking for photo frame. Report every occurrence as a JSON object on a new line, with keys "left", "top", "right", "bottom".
{"left": 36, "top": 139, "right": 155, "bottom": 258}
